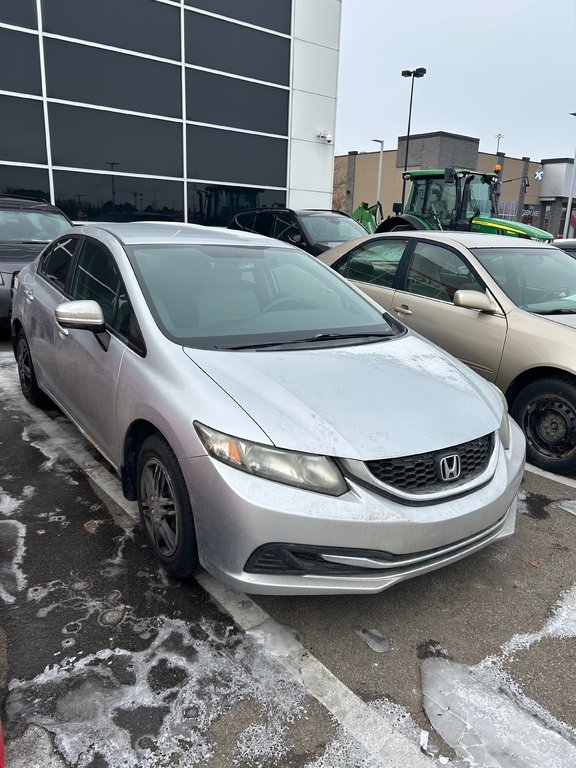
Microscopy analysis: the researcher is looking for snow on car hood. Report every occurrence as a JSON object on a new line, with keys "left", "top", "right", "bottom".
{"left": 184, "top": 334, "right": 501, "bottom": 460}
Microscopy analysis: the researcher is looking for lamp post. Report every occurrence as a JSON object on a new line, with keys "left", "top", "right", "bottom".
{"left": 372, "top": 139, "right": 384, "bottom": 205}
{"left": 562, "top": 112, "right": 576, "bottom": 239}
{"left": 400, "top": 67, "right": 426, "bottom": 212}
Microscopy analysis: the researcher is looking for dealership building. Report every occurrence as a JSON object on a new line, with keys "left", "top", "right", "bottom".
{"left": 0, "top": 0, "right": 341, "bottom": 223}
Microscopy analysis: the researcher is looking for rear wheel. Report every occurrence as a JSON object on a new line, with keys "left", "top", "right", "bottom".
{"left": 511, "top": 376, "right": 576, "bottom": 475}
{"left": 16, "top": 330, "right": 46, "bottom": 406}
{"left": 136, "top": 433, "right": 199, "bottom": 577}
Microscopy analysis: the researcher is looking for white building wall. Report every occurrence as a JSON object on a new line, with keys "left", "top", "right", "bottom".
{"left": 288, "top": 0, "right": 341, "bottom": 209}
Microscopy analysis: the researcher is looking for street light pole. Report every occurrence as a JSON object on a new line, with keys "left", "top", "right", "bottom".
{"left": 400, "top": 67, "right": 426, "bottom": 212}
{"left": 562, "top": 112, "right": 576, "bottom": 239}
{"left": 372, "top": 138, "right": 384, "bottom": 205}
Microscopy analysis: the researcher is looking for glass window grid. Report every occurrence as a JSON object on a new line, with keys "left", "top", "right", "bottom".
{"left": 0, "top": 0, "right": 291, "bottom": 218}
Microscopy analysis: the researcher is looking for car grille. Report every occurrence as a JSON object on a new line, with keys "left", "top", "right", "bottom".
{"left": 365, "top": 432, "right": 495, "bottom": 494}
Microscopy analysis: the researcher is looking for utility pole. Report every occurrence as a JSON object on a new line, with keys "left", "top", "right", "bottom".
{"left": 495, "top": 133, "right": 504, "bottom": 154}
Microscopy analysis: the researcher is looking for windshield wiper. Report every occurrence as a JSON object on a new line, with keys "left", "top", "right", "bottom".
{"left": 531, "top": 308, "right": 576, "bottom": 315}
{"left": 221, "top": 332, "right": 393, "bottom": 351}
{"left": 304, "top": 332, "right": 394, "bottom": 342}
{"left": 10, "top": 240, "right": 51, "bottom": 244}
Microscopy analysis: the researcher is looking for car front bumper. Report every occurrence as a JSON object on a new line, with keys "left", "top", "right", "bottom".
{"left": 181, "top": 421, "right": 525, "bottom": 595}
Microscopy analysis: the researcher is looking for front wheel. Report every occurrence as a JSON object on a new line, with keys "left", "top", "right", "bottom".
{"left": 511, "top": 376, "right": 576, "bottom": 475}
{"left": 16, "top": 330, "right": 46, "bottom": 406}
{"left": 136, "top": 434, "right": 199, "bottom": 577}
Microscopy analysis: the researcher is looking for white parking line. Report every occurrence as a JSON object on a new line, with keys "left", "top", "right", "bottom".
{"left": 0, "top": 356, "right": 435, "bottom": 767}
{"left": 525, "top": 463, "right": 576, "bottom": 489}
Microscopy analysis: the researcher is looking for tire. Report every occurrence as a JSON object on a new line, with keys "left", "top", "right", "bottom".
{"left": 511, "top": 376, "right": 576, "bottom": 475}
{"left": 16, "top": 330, "right": 46, "bottom": 407}
{"left": 136, "top": 433, "right": 199, "bottom": 577}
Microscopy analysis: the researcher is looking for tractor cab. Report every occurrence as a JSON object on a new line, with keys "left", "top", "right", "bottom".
{"left": 403, "top": 169, "right": 496, "bottom": 230}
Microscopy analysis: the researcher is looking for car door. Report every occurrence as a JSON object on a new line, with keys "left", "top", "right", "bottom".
{"left": 390, "top": 240, "right": 507, "bottom": 382}
{"left": 54, "top": 238, "right": 143, "bottom": 463}
{"left": 25, "top": 235, "right": 82, "bottom": 395}
{"left": 331, "top": 238, "right": 409, "bottom": 312}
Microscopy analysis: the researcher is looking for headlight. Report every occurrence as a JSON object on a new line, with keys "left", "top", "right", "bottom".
{"left": 491, "top": 386, "right": 511, "bottom": 450}
{"left": 195, "top": 423, "right": 347, "bottom": 496}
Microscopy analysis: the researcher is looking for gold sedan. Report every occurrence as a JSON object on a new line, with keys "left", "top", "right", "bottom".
{"left": 320, "top": 231, "right": 576, "bottom": 475}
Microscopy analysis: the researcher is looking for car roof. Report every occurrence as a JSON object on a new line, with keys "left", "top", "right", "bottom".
{"left": 0, "top": 195, "right": 65, "bottom": 213}
{"left": 365, "top": 231, "right": 555, "bottom": 250}
{"left": 553, "top": 238, "right": 576, "bottom": 248}
{"left": 236, "top": 208, "right": 349, "bottom": 217}
{"left": 73, "top": 221, "right": 297, "bottom": 248}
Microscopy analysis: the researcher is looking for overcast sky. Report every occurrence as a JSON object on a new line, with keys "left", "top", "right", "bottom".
{"left": 335, "top": 0, "right": 576, "bottom": 163}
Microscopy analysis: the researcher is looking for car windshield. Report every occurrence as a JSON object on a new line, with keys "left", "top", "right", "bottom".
{"left": 128, "top": 243, "right": 401, "bottom": 349}
{"left": 472, "top": 246, "right": 576, "bottom": 314}
{"left": 298, "top": 214, "right": 367, "bottom": 244}
{"left": 0, "top": 209, "right": 70, "bottom": 243}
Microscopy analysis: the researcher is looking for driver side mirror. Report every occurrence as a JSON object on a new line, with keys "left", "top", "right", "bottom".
{"left": 288, "top": 232, "right": 303, "bottom": 244}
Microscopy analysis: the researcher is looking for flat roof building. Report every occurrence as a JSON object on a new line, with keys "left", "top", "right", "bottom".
{"left": 0, "top": 0, "right": 341, "bottom": 224}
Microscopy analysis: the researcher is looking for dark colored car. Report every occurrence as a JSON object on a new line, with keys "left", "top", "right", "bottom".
{"left": 228, "top": 208, "right": 367, "bottom": 256}
{"left": 0, "top": 196, "right": 71, "bottom": 327}
{"left": 553, "top": 238, "right": 576, "bottom": 257}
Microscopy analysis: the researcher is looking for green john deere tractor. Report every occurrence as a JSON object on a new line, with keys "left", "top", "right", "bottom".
{"left": 353, "top": 168, "right": 553, "bottom": 241}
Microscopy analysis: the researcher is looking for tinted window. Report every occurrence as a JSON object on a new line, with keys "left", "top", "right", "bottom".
{"left": 273, "top": 212, "right": 302, "bottom": 243}
{"left": 184, "top": 0, "right": 291, "bottom": 33}
{"left": 71, "top": 240, "right": 120, "bottom": 325}
{"left": 185, "top": 12, "right": 290, "bottom": 85}
{"left": 404, "top": 243, "right": 464, "bottom": 301}
{"left": 0, "top": 28, "right": 41, "bottom": 95}
{"left": 40, "top": 236, "right": 80, "bottom": 290}
{"left": 49, "top": 104, "right": 182, "bottom": 177}
{"left": 187, "top": 185, "right": 285, "bottom": 227}
{"left": 0, "top": 166, "right": 50, "bottom": 200}
{"left": 186, "top": 69, "right": 288, "bottom": 135}
{"left": 0, "top": 0, "right": 37, "bottom": 28}
{"left": 45, "top": 39, "right": 181, "bottom": 118}
{"left": 233, "top": 212, "right": 257, "bottom": 229}
{"left": 0, "top": 96, "right": 46, "bottom": 164}
{"left": 253, "top": 212, "right": 275, "bottom": 236}
{"left": 41, "top": 0, "right": 180, "bottom": 60}
{"left": 336, "top": 240, "right": 407, "bottom": 288}
{"left": 187, "top": 126, "right": 287, "bottom": 187}
{"left": 54, "top": 171, "right": 184, "bottom": 222}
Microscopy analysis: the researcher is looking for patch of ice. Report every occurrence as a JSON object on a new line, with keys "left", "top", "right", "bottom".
{"left": 422, "top": 657, "right": 576, "bottom": 767}
{"left": 0, "top": 519, "right": 27, "bottom": 603}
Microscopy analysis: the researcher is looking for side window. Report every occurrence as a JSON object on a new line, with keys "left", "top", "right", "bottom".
{"left": 404, "top": 243, "right": 483, "bottom": 302}
{"left": 335, "top": 240, "right": 407, "bottom": 288}
{"left": 252, "top": 211, "right": 274, "bottom": 237}
{"left": 71, "top": 239, "right": 144, "bottom": 349}
{"left": 71, "top": 240, "right": 120, "bottom": 325}
{"left": 273, "top": 212, "right": 303, "bottom": 244}
{"left": 235, "top": 211, "right": 257, "bottom": 230}
{"left": 39, "top": 236, "right": 79, "bottom": 291}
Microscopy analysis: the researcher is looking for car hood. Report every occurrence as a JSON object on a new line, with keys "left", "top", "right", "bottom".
{"left": 540, "top": 313, "right": 576, "bottom": 330}
{"left": 184, "top": 334, "right": 501, "bottom": 460}
{"left": 0, "top": 242, "right": 46, "bottom": 271}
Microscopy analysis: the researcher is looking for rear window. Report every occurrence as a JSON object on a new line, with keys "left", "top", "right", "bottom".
{"left": 0, "top": 208, "right": 70, "bottom": 243}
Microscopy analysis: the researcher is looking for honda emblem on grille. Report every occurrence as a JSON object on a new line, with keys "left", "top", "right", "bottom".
{"left": 439, "top": 454, "right": 461, "bottom": 482}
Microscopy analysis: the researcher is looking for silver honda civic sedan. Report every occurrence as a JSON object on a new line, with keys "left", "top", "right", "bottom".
{"left": 10, "top": 223, "right": 525, "bottom": 595}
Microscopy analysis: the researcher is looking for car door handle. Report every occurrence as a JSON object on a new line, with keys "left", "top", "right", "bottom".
{"left": 24, "top": 289, "right": 34, "bottom": 301}
{"left": 393, "top": 304, "right": 413, "bottom": 316}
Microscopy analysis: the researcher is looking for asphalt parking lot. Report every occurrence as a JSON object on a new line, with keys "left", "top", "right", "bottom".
{"left": 1, "top": 334, "right": 575, "bottom": 767}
